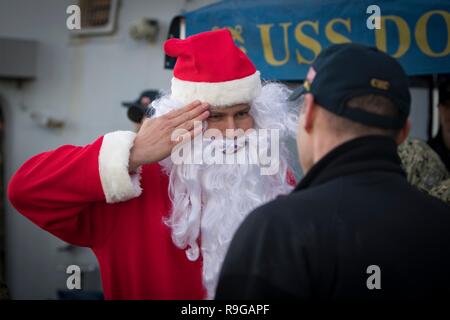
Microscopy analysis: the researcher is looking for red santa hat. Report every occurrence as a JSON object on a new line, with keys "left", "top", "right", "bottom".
{"left": 164, "top": 29, "right": 261, "bottom": 107}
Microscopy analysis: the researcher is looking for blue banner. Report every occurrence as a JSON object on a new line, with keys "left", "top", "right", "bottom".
{"left": 184, "top": 0, "right": 450, "bottom": 80}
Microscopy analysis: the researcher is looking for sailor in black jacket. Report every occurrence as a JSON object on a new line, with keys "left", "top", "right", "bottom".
{"left": 216, "top": 44, "right": 450, "bottom": 300}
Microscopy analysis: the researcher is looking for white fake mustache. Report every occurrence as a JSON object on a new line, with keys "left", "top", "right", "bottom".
{"left": 203, "top": 136, "right": 248, "bottom": 155}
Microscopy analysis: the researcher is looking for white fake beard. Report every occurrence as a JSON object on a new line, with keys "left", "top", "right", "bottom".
{"left": 161, "top": 135, "right": 293, "bottom": 299}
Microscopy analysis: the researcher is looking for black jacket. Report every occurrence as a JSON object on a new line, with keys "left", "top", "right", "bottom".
{"left": 216, "top": 136, "right": 450, "bottom": 300}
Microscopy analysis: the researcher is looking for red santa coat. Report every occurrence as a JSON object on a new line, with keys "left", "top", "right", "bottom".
{"left": 8, "top": 131, "right": 205, "bottom": 299}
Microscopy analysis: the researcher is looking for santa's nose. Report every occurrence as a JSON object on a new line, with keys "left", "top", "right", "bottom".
{"left": 224, "top": 118, "right": 237, "bottom": 135}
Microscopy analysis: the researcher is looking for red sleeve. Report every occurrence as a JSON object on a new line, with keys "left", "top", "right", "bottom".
{"left": 8, "top": 131, "right": 142, "bottom": 247}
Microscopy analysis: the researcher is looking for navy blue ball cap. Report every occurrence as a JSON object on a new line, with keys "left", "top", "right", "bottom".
{"left": 289, "top": 43, "right": 411, "bottom": 129}
{"left": 122, "top": 90, "right": 160, "bottom": 123}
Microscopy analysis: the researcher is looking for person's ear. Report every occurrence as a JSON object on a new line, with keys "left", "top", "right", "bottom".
{"left": 396, "top": 118, "right": 411, "bottom": 145}
{"left": 302, "top": 93, "right": 316, "bottom": 133}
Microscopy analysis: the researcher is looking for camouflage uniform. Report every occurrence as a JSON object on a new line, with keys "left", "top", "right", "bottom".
{"left": 398, "top": 139, "right": 449, "bottom": 204}
{"left": 430, "top": 179, "right": 450, "bottom": 205}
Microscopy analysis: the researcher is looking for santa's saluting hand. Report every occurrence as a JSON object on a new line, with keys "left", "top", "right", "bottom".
{"left": 128, "top": 100, "right": 210, "bottom": 172}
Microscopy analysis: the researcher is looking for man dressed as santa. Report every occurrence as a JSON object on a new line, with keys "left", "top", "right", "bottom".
{"left": 8, "top": 29, "right": 298, "bottom": 299}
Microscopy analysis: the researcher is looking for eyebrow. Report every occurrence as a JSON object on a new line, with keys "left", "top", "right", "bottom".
{"left": 238, "top": 106, "right": 251, "bottom": 112}
{"left": 210, "top": 106, "right": 251, "bottom": 116}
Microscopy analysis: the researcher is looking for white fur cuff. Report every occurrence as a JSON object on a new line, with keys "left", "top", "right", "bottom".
{"left": 99, "top": 131, "right": 142, "bottom": 203}
{"left": 170, "top": 71, "right": 261, "bottom": 107}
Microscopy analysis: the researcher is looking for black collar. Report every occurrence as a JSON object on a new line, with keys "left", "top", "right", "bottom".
{"left": 294, "top": 135, "right": 405, "bottom": 192}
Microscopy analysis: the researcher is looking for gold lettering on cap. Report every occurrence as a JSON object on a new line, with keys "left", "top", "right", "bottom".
{"left": 304, "top": 80, "right": 311, "bottom": 91}
{"left": 370, "top": 78, "right": 390, "bottom": 90}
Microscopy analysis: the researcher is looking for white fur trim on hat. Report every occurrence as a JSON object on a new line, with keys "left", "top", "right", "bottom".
{"left": 170, "top": 71, "right": 261, "bottom": 107}
{"left": 99, "top": 131, "right": 142, "bottom": 203}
